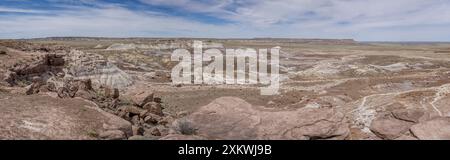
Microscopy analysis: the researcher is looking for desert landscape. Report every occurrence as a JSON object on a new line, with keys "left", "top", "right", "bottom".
{"left": 1, "top": 38, "right": 450, "bottom": 140}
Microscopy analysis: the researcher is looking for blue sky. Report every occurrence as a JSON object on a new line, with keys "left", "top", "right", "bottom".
{"left": 1, "top": 0, "right": 450, "bottom": 41}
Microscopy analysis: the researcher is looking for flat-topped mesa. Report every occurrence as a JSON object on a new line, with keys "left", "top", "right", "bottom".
{"left": 225, "top": 38, "right": 357, "bottom": 45}
{"left": 105, "top": 41, "right": 223, "bottom": 51}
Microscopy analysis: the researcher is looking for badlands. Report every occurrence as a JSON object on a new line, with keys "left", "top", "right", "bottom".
{"left": 1, "top": 38, "right": 450, "bottom": 140}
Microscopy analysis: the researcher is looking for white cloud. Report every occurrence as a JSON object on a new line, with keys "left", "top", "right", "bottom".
{"left": 1, "top": 0, "right": 450, "bottom": 41}
{"left": 0, "top": 6, "right": 46, "bottom": 13}
{"left": 0, "top": 5, "right": 250, "bottom": 38}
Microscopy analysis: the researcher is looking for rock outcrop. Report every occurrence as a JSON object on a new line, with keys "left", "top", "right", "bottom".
{"left": 3, "top": 53, "right": 65, "bottom": 86}
{"left": 410, "top": 117, "right": 450, "bottom": 140}
{"left": 65, "top": 50, "right": 133, "bottom": 89}
{"left": 175, "top": 97, "right": 349, "bottom": 140}
{"left": 0, "top": 94, "right": 131, "bottom": 140}
{"left": 369, "top": 116, "right": 414, "bottom": 140}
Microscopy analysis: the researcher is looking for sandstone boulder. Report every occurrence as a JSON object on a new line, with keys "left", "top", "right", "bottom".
{"left": 410, "top": 117, "right": 450, "bottom": 140}
{"left": 131, "top": 91, "right": 154, "bottom": 107}
{"left": 180, "top": 97, "right": 349, "bottom": 140}
{"left": 0, "top": 94, "right": 131, "bottom": 140}
{"left": 369, "top": 116, "right": 414, "bottom": 140}
{"left": 392, "top": 109, "right": 426, "bottom": 123}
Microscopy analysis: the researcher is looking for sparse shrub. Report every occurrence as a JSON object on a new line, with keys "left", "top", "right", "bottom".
{"left": 173, "top": 118, "right": 197, "bottom": 135}
{"left": 86, "top": 130, "right": 99, "bottom": 138}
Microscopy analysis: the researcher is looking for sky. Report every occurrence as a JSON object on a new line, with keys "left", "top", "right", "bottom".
{"left": 1, "top": 0, "right": 450, "bottom": 41}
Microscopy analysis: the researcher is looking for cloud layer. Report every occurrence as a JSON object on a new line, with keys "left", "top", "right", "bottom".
{"left": 1, "top": 0, "right": 450, "bottom": 41}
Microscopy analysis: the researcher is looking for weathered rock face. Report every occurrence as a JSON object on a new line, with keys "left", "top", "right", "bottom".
{"left": 177, "top": 97, "right": 349, "bottom": 140}
{"left": 392, "top": 109, "right": 427, "bottom": 123}
{"left": 3, "top": 53, "right": 65, "bottom": 86}
{"left": 11, "top": 54, "right": 64, "bottom": 75}
{"left": 369, "top": 116, "right": 414, "bottom": 140}
{"left": 0, "top": 94, "right": 131, "bottom": 140}
{"left": 410, "top": 118, "right": 450, "bottom": 140}
{"left": 65, "top": 50, "right": 133, "bottom": 89}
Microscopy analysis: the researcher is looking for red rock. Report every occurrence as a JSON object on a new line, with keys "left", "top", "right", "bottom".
{"left": 370, "top": 117, "right": 413, "bottom": 140}
{"left": 181, "top": 97, "right": 349, "bottom": 140}
{"left": 392, "top": 109, "right": 426, "bottom": 123}
{"left": 131, "top": 91, "right": 154, "bottom": 107}
{"left": 410, "top": 117, "right": 450, "bottom": 140}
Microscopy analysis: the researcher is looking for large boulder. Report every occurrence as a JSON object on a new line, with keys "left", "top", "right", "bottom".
{"left": 392, "top": 109, "right": 427, "bottom": 123}
{"left": 131, "top": 91, "right": 154, "bottom": 107}
{"left": 369, "top": 116, "right": 414, "bottom": 140}
{"left": 0, "top": 94, "right": 132, "bottom": 140}
{"left": 410, "top": 117, "right": 450, "bottom": 140}
{"left": 3, "top": 53, "right": 65, "bottom": 86}
{"left": 177, "top": 97, "right": 349, "bottom": 140}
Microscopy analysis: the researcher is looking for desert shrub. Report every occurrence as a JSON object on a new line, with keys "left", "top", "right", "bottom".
{"left": 173, "top": 118, "right": 197, "bottom": 135}
{"left": 86, "top": 130, "right": 99, "bottom": 138}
